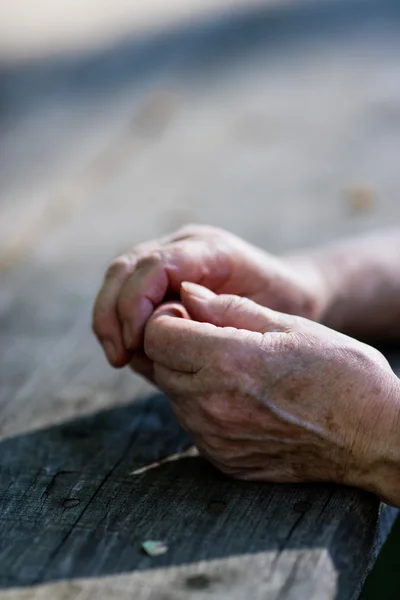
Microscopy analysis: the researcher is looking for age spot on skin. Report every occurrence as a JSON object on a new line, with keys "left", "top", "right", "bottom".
{"left": 283, "top": 377, "right": 312, "bottom": 404}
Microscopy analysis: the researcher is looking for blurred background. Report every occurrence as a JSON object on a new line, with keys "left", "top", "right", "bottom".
{"left": 1, "top": 0, "right": 400, "bottom": 594}
{"left": 2, "top": 0, "right": 400, "bottom": 267}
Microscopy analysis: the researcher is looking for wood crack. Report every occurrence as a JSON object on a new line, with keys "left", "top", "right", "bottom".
{"left": 31, "top": 402, "right": 165, "bottom": 583}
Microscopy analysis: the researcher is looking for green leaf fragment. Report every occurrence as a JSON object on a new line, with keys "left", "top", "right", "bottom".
{"left": 141, "top": 540, "right": 168, "bottom": 557}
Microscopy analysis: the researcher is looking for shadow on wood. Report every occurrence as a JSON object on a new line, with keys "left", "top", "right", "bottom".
{"left": 0, "top": 392, "right": 390, "bottom": 599}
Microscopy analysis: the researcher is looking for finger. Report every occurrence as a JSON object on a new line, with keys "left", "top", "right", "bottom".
{"left": 130, "top": 351, "right": 155, "bottom": 384}
{"left": 117, "top": 238, "right": 232, "bottom": 352}
{"left": 153, "top": 363, "right": 197, "bottom": 396}
{"left": 235, "top": 466, "right": 302, "bottom": 483}
{"left": 180, "top": 282, "right": 293, "bottom": 333}
{"left": 93, "top": 239, "right": 168, "bottom": 366}
{"left": 92, "top": 254, "right": 137, "bottom": 367}
{"left": 144, "top": 303, "right": 224, "bottom": 373}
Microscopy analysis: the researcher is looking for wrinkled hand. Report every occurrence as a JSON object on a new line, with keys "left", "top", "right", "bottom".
{"left": 92, "top": 225, "right": 323, "bottom": 370}
{"left": 144, "top": 282, "right": 400, "bottom": 505}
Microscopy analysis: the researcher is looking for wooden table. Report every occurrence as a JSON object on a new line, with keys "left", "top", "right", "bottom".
{"left": 1, "top": 1, "right": 400, "bottom": 598}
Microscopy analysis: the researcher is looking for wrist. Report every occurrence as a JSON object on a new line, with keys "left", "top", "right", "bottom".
{"left": 352, "top": 372, "right": 400, "bottom": 507}
{"left": 283, "top": 253, "right": 333, "bottom": 323}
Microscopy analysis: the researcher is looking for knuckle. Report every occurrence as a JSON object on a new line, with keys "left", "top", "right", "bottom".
{"left": 174, "top": 223, "right": 199, "bottom": 237}
{"left": 229, "top": 295, "right": 247, "bottom": 310}
{"left": 174, "top": 223, "right": 220, "bottom": 239}
{"left": 262, "top": 330, "right": 297, "bottom": 354}
{"left": 105, "top": 256, "right": 134, "bottom": 280}
{"left": 136, "top": 250, "right": 163, "bottom": 270}
{"left": 175, "top": 223, "right": 206, "bottom": 236}
{"left": 220, "top": 295, "right": 248, "bottom": 319}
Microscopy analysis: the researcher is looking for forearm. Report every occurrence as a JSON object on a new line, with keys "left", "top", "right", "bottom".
{"left": 287, "top": 229, "right": 400, "bottom": 341}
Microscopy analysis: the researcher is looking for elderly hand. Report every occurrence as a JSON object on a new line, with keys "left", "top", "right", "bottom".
{"left": 92, "top": 225, "right": 325, "bottom": 370}
{"left": 144, "top": 282, "right": 400, "bottom": 506}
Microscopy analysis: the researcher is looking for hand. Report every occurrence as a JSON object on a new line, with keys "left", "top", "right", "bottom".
{"left": 144, "top": 282, "right": 400, "bottom": 506}
{"left": 92, "top": 224, "right": 324, "bottom": 369}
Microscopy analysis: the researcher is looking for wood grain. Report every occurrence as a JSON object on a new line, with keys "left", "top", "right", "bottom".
{"left": 0, "top": 390, "right": 396, "bottom": 600}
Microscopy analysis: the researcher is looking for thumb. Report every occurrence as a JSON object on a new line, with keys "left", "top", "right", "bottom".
{"left": 180, "top": 282, "right": 290, "bottom": 332}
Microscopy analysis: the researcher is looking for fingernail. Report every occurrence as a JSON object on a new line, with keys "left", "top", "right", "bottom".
{"left": 181, "top": 282, "right": 215, "bottom": 300}
{"left": 123, "top": 322, "right": 133, "bottom": 348}
{"left": 154, "top": 304, "right": 186, "bottom": 319}
{"left": 103, "top": 340, "right": 117, "bottom": 364}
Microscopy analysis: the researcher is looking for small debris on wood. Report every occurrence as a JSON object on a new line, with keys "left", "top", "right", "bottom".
{"left": 141, "top": 540, "right": 168, "bottom": 557}
{"left": 208, "top": 500, "right": 227, "bottom": 513}
{"left": 131, "top": 446, "right": 198, "bottom": 475}
{"left": 62, "top": 498, "right": 80, "bottom": 508}
{"left": 293, "top": 501, "right": 312, "bottom": 513}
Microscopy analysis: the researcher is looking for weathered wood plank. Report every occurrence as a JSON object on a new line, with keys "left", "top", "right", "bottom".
{"left": 0, "top": 390, "right": 396, "bottom": 600}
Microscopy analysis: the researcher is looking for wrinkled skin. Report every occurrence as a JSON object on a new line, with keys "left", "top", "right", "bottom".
{"left": 143, "top": 284, "right": 400, "bottom": 505}
{"left": 92, "top": 224, "right": 323, "bottom": 370}
{"left": 92, "top": 225, "right": 400, "bottom": 506}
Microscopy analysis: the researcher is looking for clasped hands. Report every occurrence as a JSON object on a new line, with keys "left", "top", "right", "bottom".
{"left": 93, "top": 225, "right": 400, "bottom": 505}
